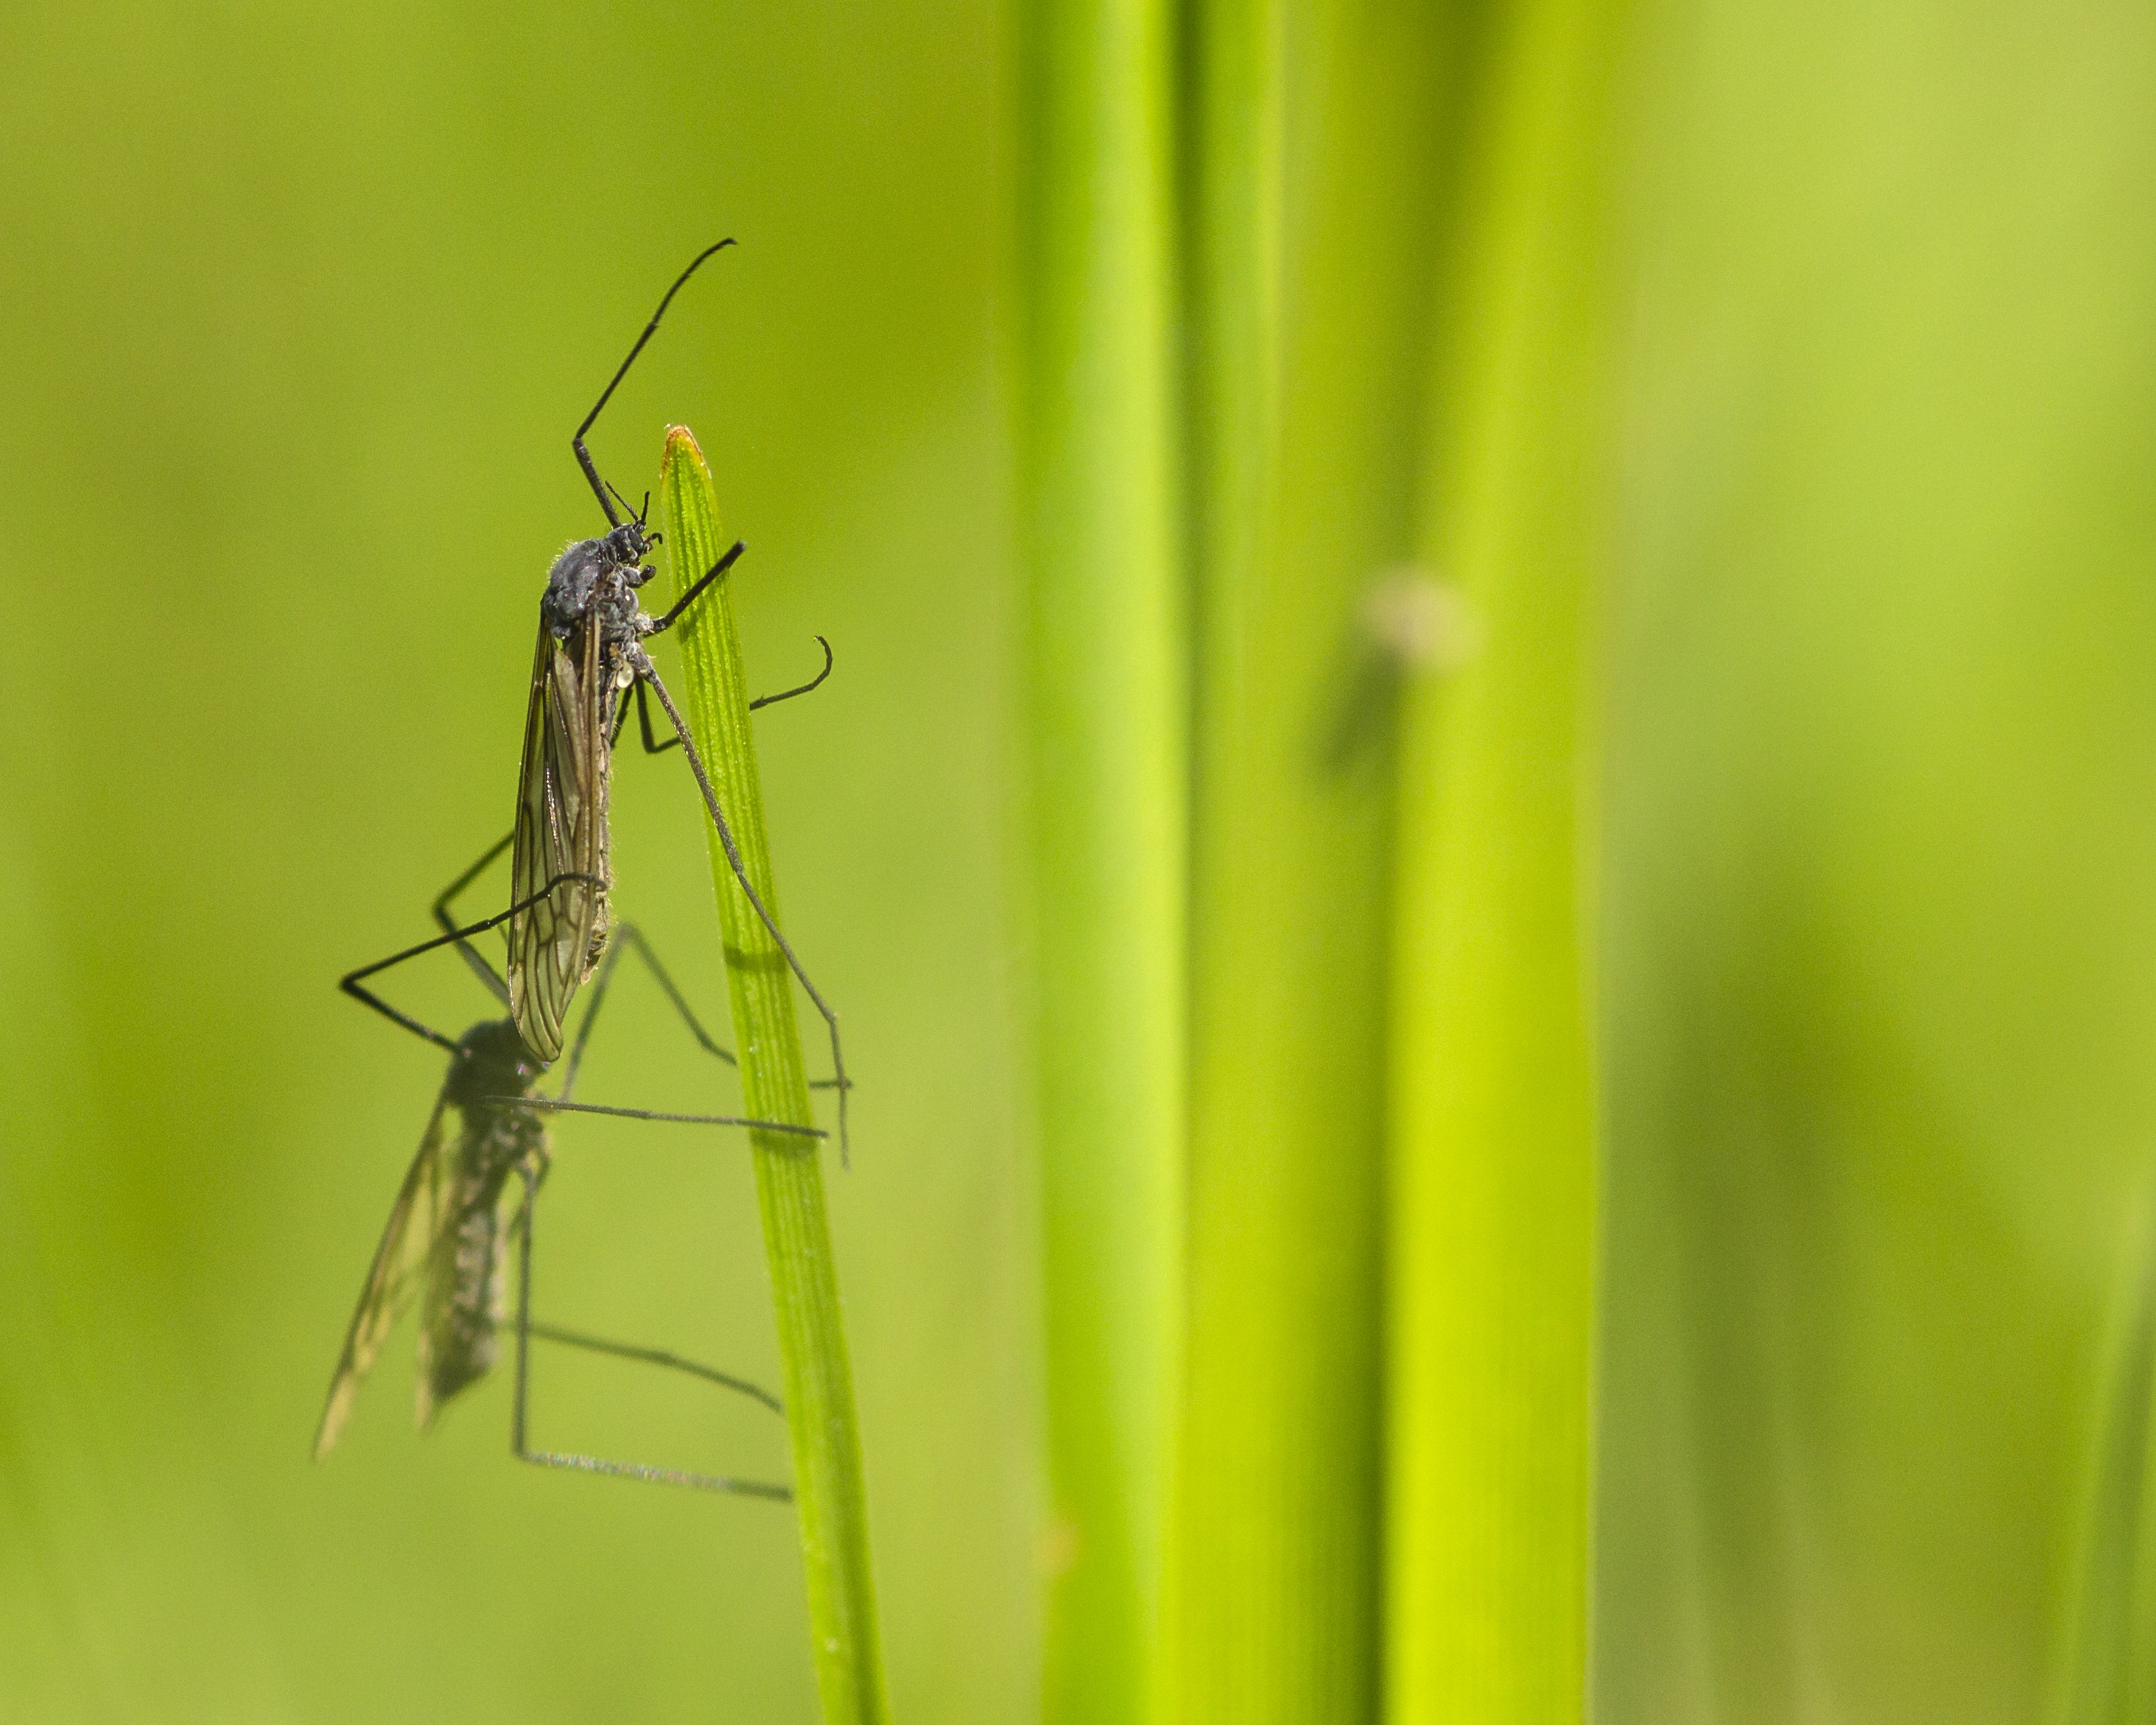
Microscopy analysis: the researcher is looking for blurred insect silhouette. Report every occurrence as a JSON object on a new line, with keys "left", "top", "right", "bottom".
{"left": 428, "top": 237, "right": 851, "bottom": 1159}
{"left": 318, "top": 905, "right": 817, "bottom": 1497}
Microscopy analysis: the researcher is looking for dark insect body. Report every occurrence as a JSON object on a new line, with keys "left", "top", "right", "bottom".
{"left": 503, "top": 515, "right": 720, "bottom": 1062}
{"left": 313, "top": 1019, "right": 545, "bottom": 1455}
{"left": 504, "top": 523, "right": 644, "bottom": 1062}
{"left": 454, "top": 238, "right": 849, "bottom": 1159}
{"left": 323, "top": 916, "right": 814, "bottom": 1498}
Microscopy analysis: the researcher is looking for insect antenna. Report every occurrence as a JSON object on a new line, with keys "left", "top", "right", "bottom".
{"left": 574, "top": 239, "right": 738, "bottom": 526}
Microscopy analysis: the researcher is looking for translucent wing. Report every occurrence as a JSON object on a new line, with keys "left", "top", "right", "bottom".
{"left": 313, "top": 1086, "right": 458, "bottom": 1458}
{"left": 506, "top": 612, "right": 610, "bottom": 1063}
{"left": 413, "top": 1144, "right": 522, "bottom": 1429}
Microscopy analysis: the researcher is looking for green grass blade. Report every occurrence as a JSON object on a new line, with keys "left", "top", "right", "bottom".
{"left": 1170, "top": 11, "right": 1311, "bottom": 1713}
{"left": 1169, "top": 0, "right": 1461, "bottom": 1718}
{"left": 1018, "top": 2, "right": 1188, "bottom": 1723}
{"left": 657, "top": 426, "right": 891, "bottom": 1725}
{"left": 1385, "top": 0, "right": 1621, "bottom": 1716}
{"left": 2054, "top": 1190, "right": 2156, "bottom": 1725}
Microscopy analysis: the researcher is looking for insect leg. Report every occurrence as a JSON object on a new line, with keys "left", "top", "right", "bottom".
{"left": 621, "top": 636, "right": 834, "bottom": 756}
{"left": 644, "top": 540, "right": 744, "bottom": 638}
{"left": 526, "top": 1321, "right": 781, "bottom": 1415}
{"left": 573, "top": 240, "right": 738, "bottom": 528}
{"left": 494, "top": 1095, "right": 822, "bottom": 1139}
{"left": 340, "top": 871, "right": 605, "bottom": 1054}
{"left": 593, "top": 924, "right": 738, "bottom": 1085}
{"left": 492, "top": 924, "right": 820, "bottom": 1128}
{"left": 551, "top": 924, "right": 858, "bottom": 1109}
{"left": 631, "top": 652, "right": 853, "bottom": 1164}
{"left": 555, "top": 931, "right": 637, "bottom": 1099}
{"left": 509, "top": 1166, "right": 792, "bottom": 1499}
{"left": 340, "top": 949, "right": 464, "bottom": 1054}
{"left": 747, "top": 635, "right": 834, "bottom": 714}
{"left": 433, "top": 831, "right": 515, "bottom": 1003}
{"left": 612, "top": 921, "right": 846, "bottom": 1092}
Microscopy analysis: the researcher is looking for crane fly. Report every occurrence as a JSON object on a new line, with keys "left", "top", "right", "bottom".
{"left": 435, "top": 237, "right": 853, "bottom": 1160}
{"left": 320, "top": 907, "right": 815, "bottom": 1498}
{"left": 324, "top": 643, "right": 843, "bottom": 1490}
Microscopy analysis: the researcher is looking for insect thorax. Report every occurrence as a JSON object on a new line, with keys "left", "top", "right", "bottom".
{"left": 542, "top": 527, "right": 654, "bottom": 643}
{"left": 447, "top": 1019, "right": 540, "bottom": 1107}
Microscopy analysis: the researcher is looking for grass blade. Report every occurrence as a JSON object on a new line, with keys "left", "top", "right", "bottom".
{"left": 658, "top": 426, "right": 891, "bottom": 1725}
{"left": 2054, "top": 1187, "right": 2156, "bottom": 1725}
{"left": 1018, "top": 2, "right": 1189, "bottom": 1722}
{"left": 1384, "top": 0, "right": 1621, "bottom": 1716}
{"left": 1168, "top": 0, "right": 1462, "bottom": 1717}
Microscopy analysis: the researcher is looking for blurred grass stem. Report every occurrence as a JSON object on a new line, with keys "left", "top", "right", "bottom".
{"left": 1019, "top": 1, "right": 1189, "bottom": 1723}
{"left": 2054, "top": 1184, "right": 2156, "bottom": 1725}
{"left": 1386, "top": 0, "right": 1616, "bottom": 1714}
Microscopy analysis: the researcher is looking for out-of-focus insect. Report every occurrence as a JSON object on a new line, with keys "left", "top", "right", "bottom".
{"left": 428, "top": 238, "right": 851, "bottom": 1159}
{"left": 317, "top": 909, "right": 815, "bottom": 1498}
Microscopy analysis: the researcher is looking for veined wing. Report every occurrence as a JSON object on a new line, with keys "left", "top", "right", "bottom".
{"left": 313, "top": 1087, "right": 458, "bottom": 1458}
{"left": 506, "top": 612, "right": 609, "bottom": 1063}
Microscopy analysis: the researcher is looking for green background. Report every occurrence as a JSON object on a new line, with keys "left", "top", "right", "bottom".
{"left": 4, "top": 1, "right": 2155, "bottom": 1721}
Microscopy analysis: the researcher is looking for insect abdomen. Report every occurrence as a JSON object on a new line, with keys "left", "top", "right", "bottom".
{"left": 413, "top": 1115, "right": 530, "bottom": 1427}
{"left": 417, "top": 1201, "right": 508, "bottom": 1420}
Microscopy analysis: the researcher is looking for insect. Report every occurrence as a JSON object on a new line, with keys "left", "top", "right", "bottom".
{"left": 318, "top": 913, "right": 812, "bottom": 1497}
{"left": 429, "top": 237, "right": 852, "bottom": 1159}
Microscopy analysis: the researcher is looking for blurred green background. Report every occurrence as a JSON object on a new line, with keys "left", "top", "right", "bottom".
{"left": 4, "top": 0, "right": 2156, "bottom": 1721}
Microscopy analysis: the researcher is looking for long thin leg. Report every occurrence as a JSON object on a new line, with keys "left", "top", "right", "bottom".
{"left": 514, "top": 941, "right": 792, "bottom": 1424}
{"left": 433, "top": 831, "right": 515, "bottom": 1003}
{"left": 594, "top": 924, "right": 738, "bottom": 1084}
{"left": 526, "top": 1321, "right": 782, "bottom": 1415}
{"left": 620, "top": 634, "right": 834, "bottom": 756}
{"left": 573, "top": 241, "right": 737, "bottom": 527}
{"left": 562, "top": 922, "right": 844, "bottom": 1100}
{"left": 749, "top": 635, "right": 834, "bottom": 713}
{"left": 510, "top": 1169, "right": 791, "bottom": 1500}
{"left": 645, "top": 541, "right": 745, "bottom": 638}
{"left": 555, "top": 931, "right": 639, "bottom": 1100}
{"left": 621, "top": 922, "right": 847, "bottom": 1091}
{"left": 494, "top": 1095, "right": 822, "bottom": 1140}
{"left": 340, "top": 870, "right": 604, "bottom": 1054}
{"left": 630, "top": 651, "right": 851, "bottom": 1164}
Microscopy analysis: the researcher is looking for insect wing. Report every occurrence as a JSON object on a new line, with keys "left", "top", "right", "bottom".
{"left": 313, "top": 1087, "right": 458, "bottom": 1458}
{"left": 507, "top": 614, "right": 608, "bottom": 1062}
{"left": 413, "top": 1136, "right": 521, "bottom": 1428}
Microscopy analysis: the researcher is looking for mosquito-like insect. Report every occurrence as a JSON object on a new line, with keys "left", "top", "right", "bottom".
{"left": 425, "top": 237, "right": 851, "bottom": 1159}
{"left": 321, "top": 643, "right": 841, "bottom": 1490}
{"left": 317, "top": 913, "right": 811, "bottom": 1498}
